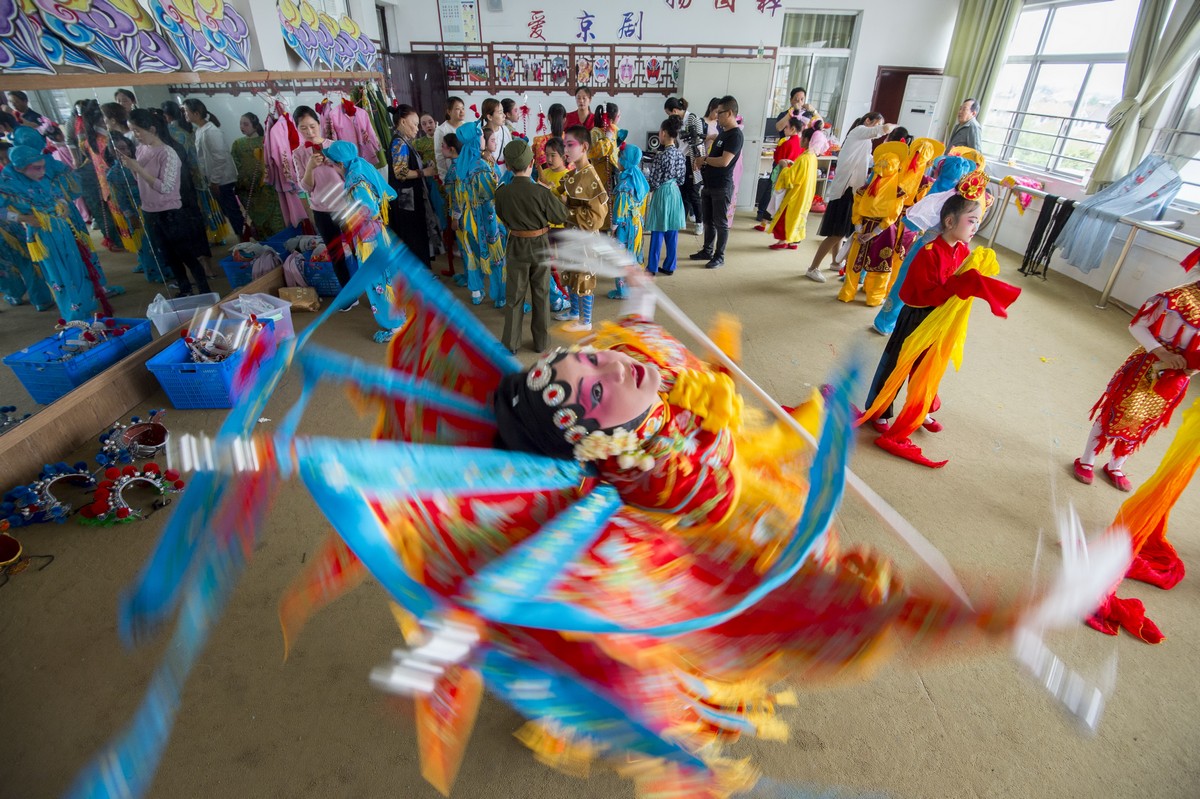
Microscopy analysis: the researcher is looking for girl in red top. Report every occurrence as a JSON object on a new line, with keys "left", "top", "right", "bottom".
{"left": 863, "top": 194, "right": 980, "bottom": 431}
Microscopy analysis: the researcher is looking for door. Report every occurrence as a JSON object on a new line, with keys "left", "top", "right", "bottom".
{"left": 871, "top": 67, "right": 942, "bottom": 125}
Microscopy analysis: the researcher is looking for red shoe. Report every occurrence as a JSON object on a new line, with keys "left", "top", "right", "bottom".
{"left": 786, "top": 243, "right": 799, "bottom": 250}
{"left": 441, "top": 269, "right": 455, "bottom": 277}
{"left": 753, "top": 224, "right": 767, "bottom": 232}
{"left": 874, "top": 435, "right": 948, "bottom": 468}
{"left": 921, "top": 417, "right": 943, "bottom": 433}
{"left": 769, "top": 241, "right": 790, "bottom": 250}
{"left": 1102, "top": 464, "right": 1133, "bottom": 492}
{"left": 870, "top": 418, "right": 890, "bottom": 434}
{"left": 1072, "top": 459, "right": 1094, "bottom": 485}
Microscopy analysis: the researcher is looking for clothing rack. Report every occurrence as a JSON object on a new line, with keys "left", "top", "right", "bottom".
{"left": 983, "top": 178, "right": 1070, "bottom": 250}
{"left": 984, "top": 176, "right": 1196, "bottom": 311}
{"left": 167, "top": 73, "right": 382, "bottom": 98}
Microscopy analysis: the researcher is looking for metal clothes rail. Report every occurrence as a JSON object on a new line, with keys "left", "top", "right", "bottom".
{"left": 983, "top": 177, "right": 1197, "bottom": 310}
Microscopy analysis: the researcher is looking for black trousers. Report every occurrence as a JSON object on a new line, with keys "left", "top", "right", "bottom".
{"left": 144, "top": 207, "right": 210, "bottom": 296}
{"left": 865, "top": 304, "right": 936, "bottom": 420}
{"left": 312, "top": 209, "right": 352, "bottom": 287}
{"left": 701, "top": 184, "right": 732, "bottom": 257}
{"left": 681, "top": 167, "right": 702, "bottom": 223}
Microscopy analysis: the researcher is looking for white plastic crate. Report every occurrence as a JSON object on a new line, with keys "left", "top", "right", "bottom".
{"left": 146, "top": 293, "right": 221, "bottom": 336}
{"left": 219, "top": 293, "right": 295, "bottom": 340}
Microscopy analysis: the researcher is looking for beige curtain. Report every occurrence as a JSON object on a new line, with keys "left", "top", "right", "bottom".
{"left": 1087, "top": 0, "right": 1200, "bottom": 193}
{"left": 940, "top": 0, "right": 1023, "bottom": 140}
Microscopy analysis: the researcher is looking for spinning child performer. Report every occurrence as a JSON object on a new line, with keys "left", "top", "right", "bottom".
{"left": 1073, "top": 262, "right": 1200, "bottom": 492}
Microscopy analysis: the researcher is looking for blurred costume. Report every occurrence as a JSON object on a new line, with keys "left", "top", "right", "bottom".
{"left": 1088, "top": 397, "right": 1199, "bottom": 643}
{"left": 69, "top": 236, "right": 1121, "bottom": 799}
{"left": 839, "top": 139, "right": 943, "bottom": 306}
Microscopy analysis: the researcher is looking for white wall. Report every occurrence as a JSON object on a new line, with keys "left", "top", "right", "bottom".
{"left": 390, "top": 0, "right": 958, "bottom": 138}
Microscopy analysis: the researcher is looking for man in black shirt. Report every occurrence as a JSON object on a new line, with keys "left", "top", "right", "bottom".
{"left": 689, "top": 95, "right": 742, "bottom": 269}
{"left": 6, "top": 91, "right": 45, "bottom": 130}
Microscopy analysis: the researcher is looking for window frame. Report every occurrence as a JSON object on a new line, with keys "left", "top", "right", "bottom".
{"left": 1153, "top": 59, "right": 1200, "bottom": 210}
{"left": 985, "top": 0, "right": 1134, "bottom": 180}
{"left": 772, "top": 10, "right": 859, "bottom": 135}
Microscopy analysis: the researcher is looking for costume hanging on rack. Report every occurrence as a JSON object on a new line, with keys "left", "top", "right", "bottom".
{"left": 352, "top": 83, "right": 392, "bottom": 166}
{"left": 1019, "top": 196, "right": 1077, "bottom": 279}
{"left": 1054, "top": 155, "right": 1181, "bottom": 273}
{"left": 263, "top": 102, "right": 308, "bottom": 229}
{"left": 76, "top": 123, "right": 137, "bottom": 253}
{"left": 323, "top": 97, "right": 382, "bottom": 164}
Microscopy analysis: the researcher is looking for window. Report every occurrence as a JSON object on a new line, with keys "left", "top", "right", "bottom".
{"left": 771, "top": 12, "right": 857, "bottom": 136}
{"left": 984, "top": 0, "right": 1139, "bottom": 180}
{"left": 1156, "top": 62, "right": 1200, "bottom": 208}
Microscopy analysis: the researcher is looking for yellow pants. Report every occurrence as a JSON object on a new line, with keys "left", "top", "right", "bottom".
{"left": 837, "top": 270, "right": 890, "bottom": 306}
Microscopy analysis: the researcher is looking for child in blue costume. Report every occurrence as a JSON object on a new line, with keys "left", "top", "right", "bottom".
{"left": 106, "top": 136, "right": 171, "bottom": 283}
{"left": 0, "top": 143, "right": 54, "bottom": 310}
{"left": 1, "top": 146, "right": 113, "bottom": 321}
{"left": 455, "top": 121, "right": 507, "bottom": 308}
{"left": 607, "top": 144, "right": 649, "bottom": 300}
{"left": 872, "top": 154, "right": 980, "bottom": 336}
{"left": 323, "top": 141, "right": 401, "bottom": 343}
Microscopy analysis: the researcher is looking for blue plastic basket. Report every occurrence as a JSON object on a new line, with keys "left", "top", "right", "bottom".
{"left": 262, "top": 226, "right": 303, "bottom": 256}
{"left": 220, "top": 256, "right": 256, "bottom": 289}
{"left": 3, "top": 318, "right": 153, "bottom": 404}
{"left": 303, "top": 253, "right": 358, "bottom": 297}
{"left": 146, "top": 320, "right": 273, "bottom": 410}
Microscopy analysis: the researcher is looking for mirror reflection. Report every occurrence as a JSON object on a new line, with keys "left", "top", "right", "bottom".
{"left": 0, "top": 81, "right": 386, "bottom": 432}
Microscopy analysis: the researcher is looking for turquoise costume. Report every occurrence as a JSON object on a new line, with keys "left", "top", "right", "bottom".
{"left": 1, "top": 148, "right": 112, "bottom": 321}
{"left": 453, "top": 121, "right": 507, "bottom": 307}
{"left": 608, "top": 144, "right": 648, "bottom": 299}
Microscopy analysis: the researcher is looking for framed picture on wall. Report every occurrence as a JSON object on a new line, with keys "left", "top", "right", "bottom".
{"left": 551, "top": 55, "right": 568, "bottom": 84}
{"left": 576, "top": 56, "right": 592, "bottom": 86}
{"left": 593, "top": 56, "right": 610, "bottom": 85}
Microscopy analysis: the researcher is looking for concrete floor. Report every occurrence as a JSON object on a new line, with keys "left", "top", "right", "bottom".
{"left": 2, "top": 216, "right": 1198, "bottom": 798}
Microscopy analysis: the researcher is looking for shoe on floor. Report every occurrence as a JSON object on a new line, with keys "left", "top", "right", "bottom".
{"left": 870, "top": 418, "right": 890, "bottom": 434}
{"left": 553, "top": 310, "right": 578, "bottom": 322}
{"left": 1072, "top": 458, "right": 1094, "bottom": 485}
{"left": 453, "top": 274, "right": 468, "bottom": 287}
{"left": 753, "top": 224, "right": 767, "bottom": 232}
{"left": 339, "top": 299, "right": 360, "bottom": 313}
{"left": 769, "top": 241, "right": 790, "bottom": 250}
{"left": 471, "top": 291, "right": 483, "bottom": 306}
{"left": 693, "top": 223, "right": 703, "bottom": 236}
{"left": 659, "top": 270, "right": 674, "bottom": 276}
{"left": 921, "top": 417, "right": 943, "bottom": 433}
{"left": 705, "top": 257, "right": 725, "bottom": 269}
{"left": 1102, "top": 463, "right": 1132, "bottom": 491}
{"left": 689, "top": 250, "right": 713, "bottom": 261}
{"left": 563, "top": 321, "right": 592, "bottom": 333}
{"left": 805, "top": 267, "right": 827, "bottom": 283}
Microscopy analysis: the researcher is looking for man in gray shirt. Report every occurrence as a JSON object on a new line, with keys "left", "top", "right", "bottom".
{"left": 947, "top": 98, "right": 982, "bottom": 151}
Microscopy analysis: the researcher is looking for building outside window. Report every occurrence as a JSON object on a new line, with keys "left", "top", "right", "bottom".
{"left": 1155, "top": 61, "right": 1200, "bottom": 208}
{"left": 984, "top": 0, "right": 1139, "bottom": 180}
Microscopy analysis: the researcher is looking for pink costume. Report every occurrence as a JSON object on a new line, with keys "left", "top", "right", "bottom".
{"left": 263, "top": 104, "right": 308, "bottom": 228}
{"left": 322, "top": 98, "right": 381, "bottom": 162}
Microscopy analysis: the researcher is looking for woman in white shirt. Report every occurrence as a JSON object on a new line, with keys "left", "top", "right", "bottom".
{"left": 183, "top": 98, "right": 246, "bottom": 241}
{"left": 805, "top": 112, "right": 884, "bottom": 280}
